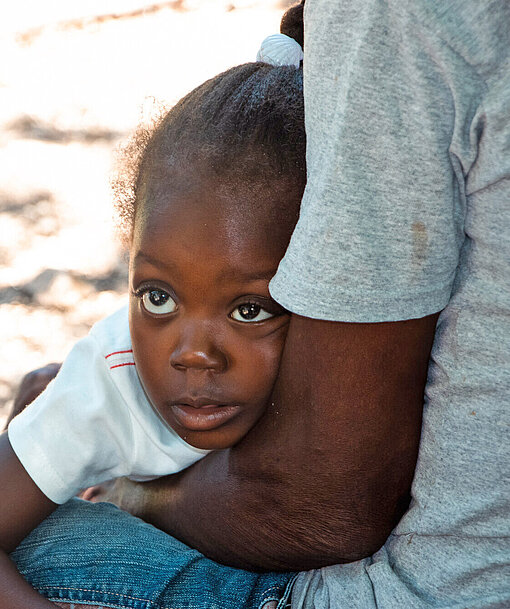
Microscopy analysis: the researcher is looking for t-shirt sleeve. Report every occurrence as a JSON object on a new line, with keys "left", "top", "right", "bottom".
{"left": 8, "top": 333, "right": 136, "bottom": 504}
{"left": 270, "top": 2, "right": 472, "bottom": 322}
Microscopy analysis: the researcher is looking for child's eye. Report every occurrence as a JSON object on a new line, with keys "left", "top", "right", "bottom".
{"left": 230, "top": 303, "right": 274, "bottom": 323}
{"left": 141, "top": 289, "right": 177, "bottom": 315}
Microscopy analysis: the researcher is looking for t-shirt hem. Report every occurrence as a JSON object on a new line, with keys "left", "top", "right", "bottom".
{"left": 8, "top": 420, "right": 74, "bottom": 504}
{"left": 270, "top": 277, "right": 451, "bottom": 323}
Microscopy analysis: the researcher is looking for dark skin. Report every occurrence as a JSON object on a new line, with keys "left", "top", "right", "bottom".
{"left": 111, "top": 310, "right": 438, "bottom": 571}
{"left": 129, "top": 176, "right": 301, "bottom": 450}
{"left": 0, "top": 173, "right": 303, "bottom": 607}
{"left": 0, "top": 367, "right": 61, "bottom": 608}
{"left": 1, "top": 173, "right": 437, "bottom": 603}
{"left": 20, "top": 306, "right": 438, "bottom": 572}
{"left": 0, "top": 434, "right": 56, "bottom": 608}
{"left": 106, "top": 175, "right": 439, "bottom": 571}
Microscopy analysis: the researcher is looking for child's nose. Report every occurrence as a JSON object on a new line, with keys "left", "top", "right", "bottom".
{"left": 169, "top": 323, "right": 227, "bottom": 373}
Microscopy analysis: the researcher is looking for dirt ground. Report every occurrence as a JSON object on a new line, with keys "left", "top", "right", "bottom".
{"left": 0, "top": 0, "right": 291, "bottom": 427}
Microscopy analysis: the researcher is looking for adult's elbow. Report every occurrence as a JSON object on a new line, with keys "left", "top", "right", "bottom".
{"left": 274, "top": 517, "right": 395, "bottom": 571}
{"left": 258, "top": 481, "right": 411, "bottom": 571}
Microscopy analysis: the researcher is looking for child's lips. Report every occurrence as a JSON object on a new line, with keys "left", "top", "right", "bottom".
{"left": 169, "top": 400, "right": 241, "bottom": 431}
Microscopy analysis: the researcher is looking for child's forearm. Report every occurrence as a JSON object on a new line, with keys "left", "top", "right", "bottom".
{"left": 0, "top": 432, "right": 58, "bottom": 606}
{"left": 0, "top": 551, "right": 56, "bottom": 608}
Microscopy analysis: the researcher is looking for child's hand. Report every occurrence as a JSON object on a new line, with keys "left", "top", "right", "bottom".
{"left": 80, "top": 479, "right": 117, "bottom": 502}
{"left": 5, "top": 363, "right": 61, "bottom": 429}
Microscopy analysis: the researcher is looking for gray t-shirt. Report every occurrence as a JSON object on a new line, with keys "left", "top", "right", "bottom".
{"left": 270, "top": 1, "right": 510, "bottom": 606}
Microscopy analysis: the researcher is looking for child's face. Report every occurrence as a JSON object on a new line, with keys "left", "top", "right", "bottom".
{"left": 129, "top": 174, "right": 300, "bottom": 450}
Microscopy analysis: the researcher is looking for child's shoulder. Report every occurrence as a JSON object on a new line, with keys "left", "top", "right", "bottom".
{"left": 88, "top": 304, "right": 131, "bottom": 357}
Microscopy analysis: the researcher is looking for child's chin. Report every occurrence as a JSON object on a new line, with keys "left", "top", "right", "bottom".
{"left": 179, "top": 428, "right": 245, "bottom": 451}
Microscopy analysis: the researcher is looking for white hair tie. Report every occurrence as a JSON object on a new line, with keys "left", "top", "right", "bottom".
{"left": 256, "top": 33, "right": 303, "bottom": 68}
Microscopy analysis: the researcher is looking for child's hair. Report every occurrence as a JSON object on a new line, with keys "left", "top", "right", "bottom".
{"left": 113, "top": 2, "right": 306, "bottom": 245}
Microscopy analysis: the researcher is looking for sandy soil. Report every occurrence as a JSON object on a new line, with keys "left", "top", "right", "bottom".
{"left": 0, "top": 0, "right": 291, "bottom": 427}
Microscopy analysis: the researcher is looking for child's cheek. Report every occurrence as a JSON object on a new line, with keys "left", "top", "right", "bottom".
{"left": 244, "top": 320, "right": 290, "bottom": 396}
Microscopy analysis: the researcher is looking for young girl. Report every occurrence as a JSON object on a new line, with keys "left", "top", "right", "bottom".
{"left": 0, "top": 5, "right": 306, "bottom": 608}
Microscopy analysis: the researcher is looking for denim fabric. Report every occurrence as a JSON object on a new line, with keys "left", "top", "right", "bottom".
{"left": 11, "top": 499, "right": 295, "bottom": 609}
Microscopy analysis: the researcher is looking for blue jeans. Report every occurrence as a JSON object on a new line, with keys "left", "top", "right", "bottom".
{"left": 11, "top": 499, "right": 296, "bottom": 609}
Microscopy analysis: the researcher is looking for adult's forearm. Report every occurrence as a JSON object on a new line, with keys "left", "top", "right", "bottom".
{"left": 120, "top": 313, "right": 438, "bottom": 571}
{"left": 137, "top": 446, "right": 384, "bottom": 571}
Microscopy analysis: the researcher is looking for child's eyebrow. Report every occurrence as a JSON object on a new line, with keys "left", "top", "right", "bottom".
{"left": 218, "top": 268, "right": 276, "bottom": 283}
{"left": 134, "top": 251, "right": 275, "bottom": 284}
{"left": 134, "top": 252, "right": 179, "bottom": 273}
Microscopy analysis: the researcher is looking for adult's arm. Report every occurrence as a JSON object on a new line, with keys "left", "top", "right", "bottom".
{"left": 120, "top": 312, "right": 438, "bottom": 571}
{"left": 116, "top": 0, "right": 469, "bottom": 571}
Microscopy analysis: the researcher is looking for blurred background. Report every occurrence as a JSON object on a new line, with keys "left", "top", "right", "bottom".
{"left": 0, "top": 0, "right": 291, "bottom": 427}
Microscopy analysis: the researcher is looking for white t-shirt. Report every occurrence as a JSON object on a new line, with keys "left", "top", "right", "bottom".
{"left": 8, "top": 306, "right": 209, "bottom": 504}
